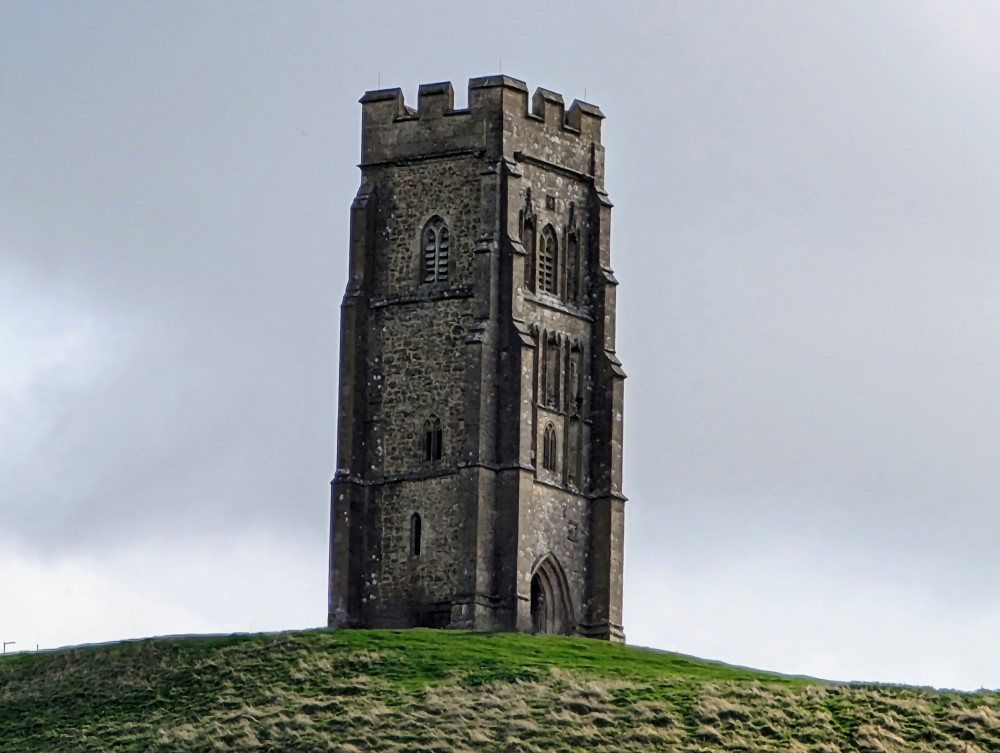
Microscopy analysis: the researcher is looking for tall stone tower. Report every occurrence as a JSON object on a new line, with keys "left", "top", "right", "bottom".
{"left": 328, "top": 76, "right": 625, "bottom": 641}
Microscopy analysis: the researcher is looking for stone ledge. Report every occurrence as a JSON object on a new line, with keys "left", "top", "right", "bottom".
{"left": 524, "top": 290, "right": 594, "bottom": 322}
{"left": 369, "top": 286, "right": 474, "bottom": 309}
{"left": 514, "top": 150, "right": 593, "bottom": 182}
{"left": 360, "top": 148, "right": 483, "bottom": 168}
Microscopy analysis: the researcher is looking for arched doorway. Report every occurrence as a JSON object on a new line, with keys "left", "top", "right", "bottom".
{"left": 529, "top": 553, "right": 574, "bottom": 635}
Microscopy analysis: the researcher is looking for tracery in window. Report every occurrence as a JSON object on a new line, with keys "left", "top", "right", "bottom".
{"left": 422, "top": 414, "right": 442, "bottom": 461}
{"left": 542, "top": 422, "right": 557, "bottom": 472}
{"left": 538, "top": 224, "right": 558, "bottom": 296}
{"left": 422, "top": 216, "right": 449, "bottom": 283}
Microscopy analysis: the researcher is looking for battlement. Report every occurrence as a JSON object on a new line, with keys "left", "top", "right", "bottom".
{"left": 359, "top": 76, "right": 604, "bottom": 144}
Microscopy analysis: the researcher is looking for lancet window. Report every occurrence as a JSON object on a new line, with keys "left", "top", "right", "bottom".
{"left": 542, "top": 423, "right": 557, "bottom": 472}
{"left": 422, "top": 414, "right": 442, "bottom": 461}
{"left": 569, "top": 356, "right": 580, "bottom": 416}
{"left": 422, "top": 216, "right": 449, "bottom": 283}
{"left": 540, "top": 334, "right": 563, "bottom": 410}
{"left": 538, "top": 225, "right": 558, "bottom": 296}
{"left": 545, "top": 336, "right": 561, "bottom": 408}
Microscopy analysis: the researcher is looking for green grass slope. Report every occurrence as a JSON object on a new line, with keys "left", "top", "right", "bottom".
{"left": 1, "top": 629, "right": 997, "bottom": 752}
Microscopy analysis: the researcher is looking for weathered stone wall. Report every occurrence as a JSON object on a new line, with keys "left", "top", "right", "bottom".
{"left": 506, "top": 157, "right": 610, "bottom": 634}
{"left": 375, "top": 474, "right": 464, "bottom": 624}
{"left": 375, "top": 299, "right": 470, "bottom": 475}
{"left": 371, "top": 158, "right": 482, "bottom": 297}
{"left": 517, "top": 483, "right": 591, "bottom": 627}
{"left": 360, "top": 155, "right": 482, "bottom": 625}
{"left": 330, "top": 76, "right": 625, "bottom": 642}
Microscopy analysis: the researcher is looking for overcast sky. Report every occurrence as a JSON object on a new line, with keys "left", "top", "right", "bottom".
{"left": 2, "top": 1, "right": 999, "bottom": 690}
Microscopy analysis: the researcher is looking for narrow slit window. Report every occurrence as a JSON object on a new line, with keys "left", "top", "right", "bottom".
{"left": 569, "top": 357, "right": 579, "bottom": 415}
{"left": 566, "top": 233, "right": 579, "bottom": 305}
{"left": 523, "top": 219, "right": 536, "bottom": 292}
{"left": 422, "top": 217, "right": 449, "bottom": 283}
{"left": 410, "top": 513, "right": 422, "bottom": 556}
{"left": 423, "top": 414, "right": 442, "bottom": 461}
{"left": 545, "top": 336, "right": 560, "bottom": 408}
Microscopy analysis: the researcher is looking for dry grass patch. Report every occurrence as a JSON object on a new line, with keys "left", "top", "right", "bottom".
{"left": 2, "top": 629, "right": 999, "bottom": 752}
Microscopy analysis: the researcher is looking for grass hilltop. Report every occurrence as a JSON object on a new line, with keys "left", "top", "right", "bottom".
{"left": 1, "top": 629, "right": 998, "bottom": 752}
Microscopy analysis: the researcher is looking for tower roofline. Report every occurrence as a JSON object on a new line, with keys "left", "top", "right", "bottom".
{"left": 359, "top": 76, "right": 604, "bottom": 144}
{"left": 468, "top": 74, "right": 529, "bottom": 92}
{"left": 332, "top": 74, "right": 624, "bottom": 641}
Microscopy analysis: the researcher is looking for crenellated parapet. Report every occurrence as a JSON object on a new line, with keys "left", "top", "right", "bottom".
{"left": 359, "top": 76, "right": 605, "bottom": 177}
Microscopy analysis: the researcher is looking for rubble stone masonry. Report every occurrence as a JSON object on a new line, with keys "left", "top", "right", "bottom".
{"left": 329, "top": 76, "right": 626, "bottom": 641}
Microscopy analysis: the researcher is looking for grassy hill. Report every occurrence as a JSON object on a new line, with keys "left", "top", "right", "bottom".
{"left": 1, "top": 629, "right": 997, "bottom": 752}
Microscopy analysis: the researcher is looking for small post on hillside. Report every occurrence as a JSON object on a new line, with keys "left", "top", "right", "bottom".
{"left": 3, "top": 641, "right": 14, "bottom": 653}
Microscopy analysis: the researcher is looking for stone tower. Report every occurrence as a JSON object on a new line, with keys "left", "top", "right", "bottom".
{"left": 328, "top": 76, "right": 625, "bottom": 641}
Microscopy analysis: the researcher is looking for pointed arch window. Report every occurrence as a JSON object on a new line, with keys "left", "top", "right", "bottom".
{"left": 422, "top": 216, "right": 449, "bottom": 282}
{"left": 538, "top": 225, "right": 558, "bottom": 296}
{"left": 541, "top": 333, "right": 561, "bottom": 409}
{"left": 542, "top": 422, "right": 557, "bottom": 472}
{"left": 422, "top": 414, "right": 443, "bottom": 462}
{"left": 410, "top": 512, "right": 422, "bottom": 557}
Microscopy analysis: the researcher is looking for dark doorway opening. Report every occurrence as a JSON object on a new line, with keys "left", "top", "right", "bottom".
{"left": 530, "top": 573, "right": 547, "bottom": 634}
